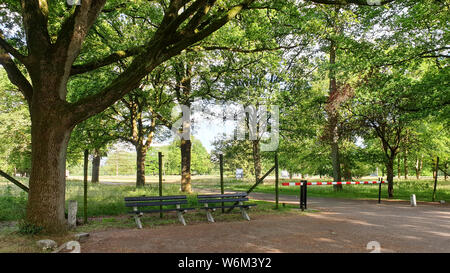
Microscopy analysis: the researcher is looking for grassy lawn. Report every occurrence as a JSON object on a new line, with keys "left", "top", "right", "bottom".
{"left": 192, "top": 177, "right": 450, "bottom": 203}
{"left": 0, "top": 177, "right": 304, "bottom": 252}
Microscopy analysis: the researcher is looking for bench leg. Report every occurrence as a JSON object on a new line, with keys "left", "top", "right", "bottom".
{"left": 133, "top": 207, "right": 143, "bottom": 229}
{"left": 176, "top": 204, "right": 187, "bottom": 226}
{"left": 204, "top": 204, "right": 215, "bottom": 223}
{"left": 239, "top": 202, "right": 250, "bottom": 221}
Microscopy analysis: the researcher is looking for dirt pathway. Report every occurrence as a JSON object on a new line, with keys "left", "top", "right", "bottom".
{"left": 80, "top": 190, "right": 450, "bottom": 253}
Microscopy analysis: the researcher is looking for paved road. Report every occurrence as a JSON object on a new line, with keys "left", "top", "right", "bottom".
{"left": 80, "top": 190, "right": 450, "bottom": 253}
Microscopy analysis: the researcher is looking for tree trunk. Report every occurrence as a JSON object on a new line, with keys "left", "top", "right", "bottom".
{"left": 328, "top": 38, "right": 342, "bottom": 191}
{"left": 397, "top": 156, "right": 401, "bottom": 179}
{"left": 136, "top": 144, "right": 147, "bottom": 187}
{"left": 252, "top": 140, "right": 262, "bottom": 184}
{"left": 331, "top": 136, "right": 342, "bottom": 190}
{"left": 26, "top": 111, "right": 73, "bottom": 233}
{"left": 386, "top": 157, "right": 395, "bottom": 198}
{"left": 180, "top": 138, "right": 192, "bottom": 193}
{"left": 342, "top": 160, "right": 352, "bottom": 181}
{"left": 445, "top": 162, "right": 448, "bottom": 181}
{"left": 415, "top": 155, "right": 423, "bottom": 180}
{"left": 91, "top": 149, "right": 100, "bottom": 183}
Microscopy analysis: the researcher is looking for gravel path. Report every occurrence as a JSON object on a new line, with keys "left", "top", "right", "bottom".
{"left": 80, "top": 190, "right": 450, "bottom": 253}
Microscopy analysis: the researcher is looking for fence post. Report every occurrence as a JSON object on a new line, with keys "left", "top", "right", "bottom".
{"left": 378, "top": 177, "right": 382, "bottom": 204}
{"left": 304, "top": 180, "right": 308, "bottom": 210}
{"left": 299, "top": 182, "right": 303, "bottom": 210}
{"left": 219, "top": 153, "right": 224, "bottom": 213}
{"left": 83, "top": 149, "right": 88, "bottom": 224}
{"left": 275, "top": 153, "right": 279, "bottom": 209}
{"left": 433, "top": 156, "right": 439, "bottom": 202}
{"left": 300, "top": 180, "right": 307, "bottom": 211}
{"left": 158, "top": 152, "right": 163, "bottom": 218}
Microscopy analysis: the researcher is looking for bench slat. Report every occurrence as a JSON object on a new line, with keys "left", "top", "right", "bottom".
{"left": 200, "top": 204, "right": 257, "bottom": 210}
{"left": 197, "top": 193, "right": 247, "bottom": 199}
{"left": 125, "top": 195, "right": 187, "bottom": 202}
{"left": 125, "top": 200, "right": 188, "bottom": 207}
{"left": 129, "top": 207, "right": 197, "bottom": 214}
{"left": 198, "top": 198, "right": 249, "bottom": 204}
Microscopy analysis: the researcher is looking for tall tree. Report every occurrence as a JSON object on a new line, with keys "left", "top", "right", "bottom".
{"left": 109, "top": 71, "right": 173, "bottom": 187}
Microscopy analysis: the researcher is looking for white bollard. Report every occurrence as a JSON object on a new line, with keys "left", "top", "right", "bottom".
{"left": 410, "top": 194, "right": 417, "bottom": 207}
{"left": 68, "top": 200, "right": 78, "bottom": 229}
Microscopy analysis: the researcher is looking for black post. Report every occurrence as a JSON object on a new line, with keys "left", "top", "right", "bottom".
{"left": 219, "top": 153, "right": 224, "bottom": 213}
{"left": 303, "top": 180, "right": 308, "bottom": 210}
{"left": 300, "top": 180, "right": 307, "bottom": 211}
{"left": 433, "top": 156, "right": 439, "bottom": 202}
{"left": 158, "top": 152, "right": 163, "bottom": 218}
{"left": 83, "top": 149, "right": 89, "bottom": 224}
{"left": 299, "top": 183, "right": 303, "bottom": 210}
{"left": 378, "top": 177, "right": 382, "bottom": 204}
{"left": 275, "top": 153, "right": 279, "bottom": 209}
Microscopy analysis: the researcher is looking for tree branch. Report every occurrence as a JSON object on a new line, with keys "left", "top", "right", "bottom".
{"left": 0, "top": 48, "right": 33, "bottom": 105}
{"left": 0, "top": 33, "right": 27, "bottom": 65}
{"left": 68, "top": 0, "right": 256, "bottom": 125}
{"left": 309, "top": 0, "right": 394, "bottom": 6}
{"left": 70, "top": 46, "right": 144, "bottom": 75}
{"left": 20, "top": 0, "right": 51, "bottom": 57}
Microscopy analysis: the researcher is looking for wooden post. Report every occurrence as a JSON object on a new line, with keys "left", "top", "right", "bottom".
{"left": 0, "top": 170, "right": 29, "bottom": 193}
{"left": 275, "top": 153, "right": 279, "bottom": 209}
{"left": 433, "top": 156, "right": 439, "bottom": 202}
{"left": 158, "top": 152, "right": 163, "bottom": 218}
{"left": 219, "top": 153, "right": 224, "bottom": 213}
{"left": 83, "top": 149, "right": 88, "bottom": 224}
{"left": 68, "top": 200, "right": 78, "bottom": 229}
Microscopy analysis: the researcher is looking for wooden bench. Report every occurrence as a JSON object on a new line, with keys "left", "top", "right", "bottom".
{"left": 197, "top": 192, "right": 257, "bottom": 223}
{"left": 124, "top": 195, "right": 195, "bottom": 228}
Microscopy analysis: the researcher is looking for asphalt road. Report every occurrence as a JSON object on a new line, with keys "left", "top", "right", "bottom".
{"left": 80, "top": 191, "right": 450, "bottom": 253}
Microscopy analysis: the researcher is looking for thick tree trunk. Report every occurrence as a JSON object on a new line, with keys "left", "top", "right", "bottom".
{"left": 331, "top": 135, "right": 342, "bottom": 190}
{"left": 136, "top": 145, "right": 147, "bottom": 187}
{"left": 26, "top": 111, "right": 73, "bottom": 233}
{"left": 91, "top": 149, "right": 100, "bottom": 183}
{"left": 180, "top": 139, "right": 192, "bottom": 193}
{"left": 386, "top": 157, "right": 395, "bottom": 198}
{"left": 328, "top": 38, "right": 342, "bottom": 191}
{"left": 252, "top": 140, "right": 262, "bottom": 184}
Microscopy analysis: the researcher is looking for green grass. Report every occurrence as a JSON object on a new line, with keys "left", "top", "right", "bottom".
{"left": 0, "top": 177, "right": 302, "bottom": 224}
{"left": 192, "top": 177, "right": 450, "bottom": 203}
{"left": 0, "top": 177, "right": 304, "bottom": 252}
{"left": 1, "top": 176, "right": 449, "bottom": 224}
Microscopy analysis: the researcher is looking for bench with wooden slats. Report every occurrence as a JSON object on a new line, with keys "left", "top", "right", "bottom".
{"left": 124, "top": 195, "right": 195, "bottom": 228}
{"left": 197, "top": 192, "right": 257, "bottom": 222}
